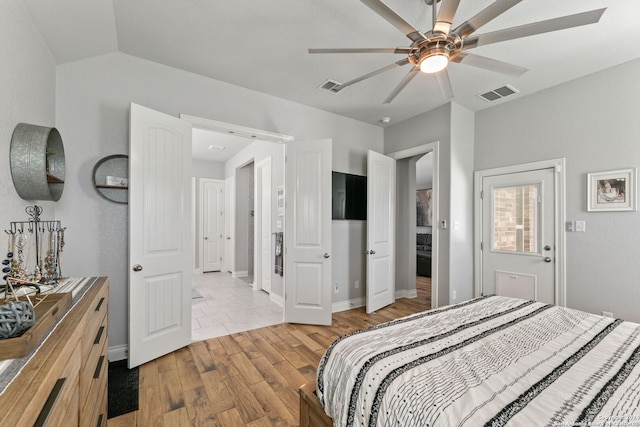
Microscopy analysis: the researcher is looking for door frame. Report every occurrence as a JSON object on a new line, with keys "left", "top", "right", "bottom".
{"left": 474, "top": 158, "right": 566, "bottom": 306}
{"left": 387, "top": 141, "right": 440, "bottom": 309}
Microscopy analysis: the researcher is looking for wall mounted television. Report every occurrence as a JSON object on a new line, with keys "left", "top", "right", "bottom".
{"left": 332, "top": 171, "right": 367, "bottom": 220}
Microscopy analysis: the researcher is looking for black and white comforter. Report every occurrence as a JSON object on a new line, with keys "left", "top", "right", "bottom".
{"left": 317, "top": 295, "right": 640, "bottom": 426}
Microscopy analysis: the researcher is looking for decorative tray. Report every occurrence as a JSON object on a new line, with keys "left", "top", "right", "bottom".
{"left": 0, "top": 292, "right": 72, "bottom": 360}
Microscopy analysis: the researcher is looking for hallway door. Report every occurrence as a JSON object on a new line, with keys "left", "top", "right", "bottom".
{"left": 202, "top": 179, "right": 224, "bottom": 272}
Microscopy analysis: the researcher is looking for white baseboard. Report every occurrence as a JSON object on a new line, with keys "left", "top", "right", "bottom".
{"left": 332, "top": 297, "right": 365, "bottom": 313}
{"left": 270, "top": 292, "right": 284, "bottom": 307}
{"left": 108, "top": 344, "right": 128, "bottom": 362}
{"left": 232, "top": 270, "right": 249, "bottom": 278}
{"left": 396, "top": 288, "right": 418, "bottom": 299}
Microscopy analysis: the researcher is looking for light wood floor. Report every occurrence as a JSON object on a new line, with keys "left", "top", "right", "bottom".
{"left": 108, "top": 277, "right": 431, "bottom": 427}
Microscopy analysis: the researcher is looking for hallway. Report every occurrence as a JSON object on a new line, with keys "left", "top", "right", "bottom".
{"left": 191, "top": 272, "right": 283, "bottom": 342}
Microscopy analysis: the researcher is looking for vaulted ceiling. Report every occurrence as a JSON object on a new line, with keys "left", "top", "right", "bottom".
{"left": 24, "top": 0, "right": 640, "bottom": 127}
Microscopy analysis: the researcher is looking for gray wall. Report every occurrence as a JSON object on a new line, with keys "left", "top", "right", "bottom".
{"left": 384, "top": 102, "right": 475, "bottom": 307}
{"left": 0, "top": 2, "right": 57, "bottom": 235}
{"left": 475, "top": 58, "right": 640, "bottom": 322}
{"left": 53, "top": 52, "right": 383, "bottom": 351}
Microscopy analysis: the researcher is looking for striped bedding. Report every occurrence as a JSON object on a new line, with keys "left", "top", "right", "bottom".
{"left": 317, "top": 295, "right": 640, "bottom": 427}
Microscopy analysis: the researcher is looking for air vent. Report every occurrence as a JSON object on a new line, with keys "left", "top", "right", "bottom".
{"left": 318, "top": 79, "right": 343, "bottom": 94}
{"left": 477, "top": 84, "right": 519, "bottom": 103}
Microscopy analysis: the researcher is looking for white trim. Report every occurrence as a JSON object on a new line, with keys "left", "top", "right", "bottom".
{"left": 387, "top": 141, "right": 440, "bottom": 309}
{"left": 270, "top": 292, "right": 284, "bottom": 307}
{"left": 108, "top": 344, "right": 128, "bottom": 362}
{"left": 332, "top": 297, "right": 365, "bottom": 313}
{"left": 474, "top": 158, "right": 566, "bottom": 306}
{"left": 233, "top": 270, "right": 249, "bottom": 278}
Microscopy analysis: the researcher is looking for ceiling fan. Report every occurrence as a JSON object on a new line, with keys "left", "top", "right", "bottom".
{"left": 309, "top": 0, "right": 606, "bottom": 103}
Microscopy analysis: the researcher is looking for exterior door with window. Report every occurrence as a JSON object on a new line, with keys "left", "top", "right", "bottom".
{"left": 481, "top": 168, "right": 556, "bottom": 304}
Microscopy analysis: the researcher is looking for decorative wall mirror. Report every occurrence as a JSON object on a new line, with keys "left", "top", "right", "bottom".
{"left": 10, "top": 123, "right": 66, "bottom": 201}
{"left": 92, "top": 154, "right": 129, "bottom": 204}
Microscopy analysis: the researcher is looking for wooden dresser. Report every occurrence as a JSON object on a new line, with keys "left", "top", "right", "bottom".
{"left": 0, "top": 277, "right": 109, "bottom": 426}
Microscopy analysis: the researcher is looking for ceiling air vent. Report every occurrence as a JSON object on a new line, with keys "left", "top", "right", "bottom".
{"left": 318, "top": 79, "right": 343, "bottom": 94}
{"left": 477, "top": 84, "right": 519, "bottom": 103}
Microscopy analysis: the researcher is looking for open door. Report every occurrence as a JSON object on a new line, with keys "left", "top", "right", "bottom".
{"left": 284, "top": 139, "right": 332, "bottom": 325}
{"left": 366, "top": 150, "right": 396, "bottom": 313}
{"left": 129, "top": 103, "right": 192, "bottom": 368}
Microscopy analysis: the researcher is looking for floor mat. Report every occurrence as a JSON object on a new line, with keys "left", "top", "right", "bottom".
{"left": 108, "top": 359, "right": 139, "bottom": 419}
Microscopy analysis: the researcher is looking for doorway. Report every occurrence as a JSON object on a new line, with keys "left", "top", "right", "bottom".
{"left": 388, "top": 142, "right": 440, "bottom": 309}
{"left": 415, "top": 152, "right": 433, "bottom": 308}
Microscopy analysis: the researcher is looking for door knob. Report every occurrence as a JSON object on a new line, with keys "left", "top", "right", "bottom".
{"left": 323, "top": 253, "right": 330, "bottom": 259}
{"left": 543, "top": 257, "right": 552, "bottom": 263}
{"left": 227, "top": 237, "right": 231, "bottom": 240}
{"left": 369, "top": 250, "right": 376, "bottom": 255}
{"left": 204, "top": 237, "right": 208, "bottom": 240}
{"left": 133, "top": 264, "right": 143, "bottom": 272}
{"left": 544, "top": 245, "right": 551, "bottom": 251}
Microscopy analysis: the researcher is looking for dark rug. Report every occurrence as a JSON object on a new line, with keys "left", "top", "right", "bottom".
{"left": 108, "top": 359, "right": 139, "bottom": 418}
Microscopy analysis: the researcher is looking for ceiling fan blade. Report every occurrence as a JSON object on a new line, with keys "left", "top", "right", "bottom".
{"left": 383, "top": 67, "right": 420, "bottom": 104}
{"left": 434, "top": 0, "right": 462, "bottom": 35}
{"left": 309, "top": 47, "right": 413, "bottom": 54}
{"left": 453, "top": 0, "right": 523, "bottom": 39}
{"left": 452, "top": 52, "right": 527, "bottom": 77}
{"left": 435, "top": 69, "right": 453, "bottom": 99}
{"left": 361, "top": 0, "right": 427, "bottom": 43}
{"left": 335, "top": 58, "right": 411, "bottom": 92}
{"left": 464, "top": 8, "right": 606, "bottom": 49}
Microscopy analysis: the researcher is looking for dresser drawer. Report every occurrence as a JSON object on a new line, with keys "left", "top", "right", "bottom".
{"left": 82, "top": 373, "right": 108, "bottom": 427}
{"left": 81, "top": 283, "right": 109, "bottom": 366}
{"left": 80, "top": 317, "right": 109, "bottom": 396}
{"left": 34, "top": 341, "right": 81, "bottom": 426}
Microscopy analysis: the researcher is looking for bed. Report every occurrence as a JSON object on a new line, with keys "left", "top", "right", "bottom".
{"left": 299, "top": 295, "right": 640, "bottom": 426}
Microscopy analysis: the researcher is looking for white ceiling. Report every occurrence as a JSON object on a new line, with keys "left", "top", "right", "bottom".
{"left": 23, "top": 0, "right": 640, "bottom": 127}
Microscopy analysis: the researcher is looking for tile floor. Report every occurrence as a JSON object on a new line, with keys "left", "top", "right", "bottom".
{"left": 191, "top": 272, "right": 283, "bottom": 342}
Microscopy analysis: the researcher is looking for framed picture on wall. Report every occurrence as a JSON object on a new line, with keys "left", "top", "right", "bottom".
{"left": 417, "top": 189, "right": 433, "bottom": 226}
{"left": 587, "top": 168, "right": 637, "bottom": 212}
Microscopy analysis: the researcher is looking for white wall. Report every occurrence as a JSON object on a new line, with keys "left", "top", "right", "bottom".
{"left": 55, "top": 52, "right": 383, "bottom": 350}
{"left": 475, "top": 58, "right": 640, "bottom": 322}
{"left": 0, "top": 2, "right": 57, "bottom": 232}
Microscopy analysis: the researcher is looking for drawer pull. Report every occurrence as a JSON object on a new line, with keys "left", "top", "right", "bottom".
{"left": 96, "top": 413, "right": 104, "bottom": 427}
{"left": 94, "top": 355, "right": 105, "bottom": 379}
{"left": 34, "top": 378, "right": 66, "bottom": 427}
{"left": 95, "top": 297, "right": 105, "bottom": 312}
{"left": 94, "top": 326, "right": 105, "bottom": 345}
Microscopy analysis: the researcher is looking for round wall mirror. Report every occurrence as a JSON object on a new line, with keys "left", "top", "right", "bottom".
{"left": 92, "top": 155, "right": 128, "bottom": 204}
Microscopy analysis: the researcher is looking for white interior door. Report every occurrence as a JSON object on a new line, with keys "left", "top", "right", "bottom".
{"left": 284, "top": 139, "right": 332, "bottom": 325}
{"left": 256, "top": 158, "right": 272, "bottom": 293}
{"left": 366, "top": 150, "right": 396, "bottom": 313}
{"left": 481, "top": 168, "right": 556, "bottom": 303}
{"left": 129, "top": 103, "right": 192, "bottom": 368}
{"left": 201, "top": 179, "right": 224, "bottom": 272}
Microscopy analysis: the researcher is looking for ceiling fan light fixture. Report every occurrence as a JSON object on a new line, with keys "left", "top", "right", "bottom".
{"left": 419, "top": 46, "right": 450, "bottom": 74}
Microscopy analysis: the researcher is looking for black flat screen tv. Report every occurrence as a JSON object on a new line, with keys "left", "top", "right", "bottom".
{"left": 332, "top": 171, "right": 367, "bottom": 220}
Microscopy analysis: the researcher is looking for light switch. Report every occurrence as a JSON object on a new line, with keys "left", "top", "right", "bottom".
{"left": 575, "top": 220, "right": 586, "bottom": 232}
